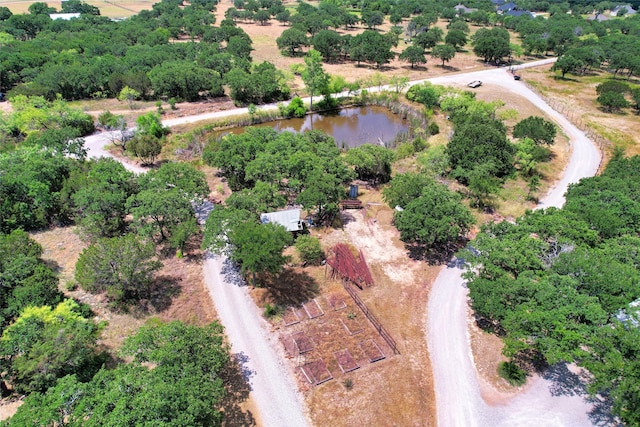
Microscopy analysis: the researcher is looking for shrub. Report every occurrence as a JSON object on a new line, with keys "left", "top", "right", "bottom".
{"left": 395, "top": 142, "right": 416, "bottom": 159}
{"left": 127, "top": 134, "right": 162, "bottom": 165}
{"left": 406, "top": 83, "right": 441, "bottom": 108}
{"left": 295, "top": 235, "right": 324, "bottom": 265}
{"left": 75, "top": 235, "right": 162, "bottom": 306}
{"left": 498, "top": 361, "right": 527, "bottom": 386}
{"left": 597, "top": 91, "right": 630, "bottom": 112}
{"left": 285, "top": 96, "right": 307, "bottom": 118}
{"left": 596, "top": 80, "right": 630, "bottom": 96}
{"left": 428, "top": 122, "right": 440, "bottom": 135}
{"left": 412, "top": 137, "right": 427, "bottom": 153}
{"left": 263, "top": 302, "right": 281, "bottom": 318}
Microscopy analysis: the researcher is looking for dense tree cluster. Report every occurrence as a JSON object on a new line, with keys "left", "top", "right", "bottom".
{"left": 383, "top": 172, "right": 474, "bottom": 254}
{"left": 202, "top": 127, "right": 354, "bottom": 284}
{"left": 0, "top": 0, "right": 282, "bottom": 105}
{"left": 461, "top": 152, "right": 640, "bottom": 426}
{"left": 6, "top": 321, "right": 230, "bottom": 426}
{"left": 204, "top": 127, "right": 352, "bottom": 213}
{"left": 0, "top": 231, "right": 102, "bottom": 399}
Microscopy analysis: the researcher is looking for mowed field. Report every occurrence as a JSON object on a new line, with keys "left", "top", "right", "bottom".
{"left": 0, "top": 0, "right": 155, "bottom": 17}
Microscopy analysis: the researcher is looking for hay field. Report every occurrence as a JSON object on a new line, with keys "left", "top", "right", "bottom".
{"left": 0, "top": 0, "right": 155, "bottom": 18}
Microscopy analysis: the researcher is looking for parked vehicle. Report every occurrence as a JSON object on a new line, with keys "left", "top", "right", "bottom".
{"left": 467, "top": 80, "right": 482, "bottom": 88}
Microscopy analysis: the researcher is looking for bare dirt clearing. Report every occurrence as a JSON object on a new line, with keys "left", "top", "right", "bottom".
{"left": 253, "top": 186, "right": 437, "bottom": 427}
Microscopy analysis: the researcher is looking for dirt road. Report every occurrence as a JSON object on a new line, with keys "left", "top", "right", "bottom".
{"left": 425, "top": 66, "right": 608, "bottom": 426}
{"left": 203, "top": 255, "right": 310, "bottom": 427}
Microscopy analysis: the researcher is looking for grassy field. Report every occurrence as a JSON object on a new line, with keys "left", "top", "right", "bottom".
{"left": 1, "top": 0, "right": 155, "bottom": 17}
{"left": 520, "top": 65, "right": 640, "bottom": 159}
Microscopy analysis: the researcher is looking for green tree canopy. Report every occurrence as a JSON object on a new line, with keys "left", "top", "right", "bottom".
{"left": 552, "top": 54, "right": 583, "bottom": 78}
{"left": 228, "top": 221, "right": 293, "bottom": 286}
{"left": 75, "top": 234, "right": 162, "bottom": 304}
{"left": 472, "top": 27, "right": 511, "bottom": 63}
{"left": 276, "top": 27, "right": 309, "bottom": 56}
{"left": 302, "top": 49, "right": 329, "bottom": 110}
{"left": 6, "top": 321, "right": 230, "bottom": 426}
{"left": 459, "top": 153, "right": 640, "bottom": 426}
{"left": 345, "top": 144, "right": 394, "bottom": 184}
{"left": 0, "top": 300, "right": 102, "bottom": 394}
{"left": 71, "top": 157, "right": 137, "bottom": 241}
{"left": 311, "top": 29, "right": 343, "bottom": 62}
{"left": 225, "top": 61, "right": 290, "bottom": 105}
{"left": 0, "top": 230, "right": 63, "bottom": 327}
{"left": 0, "top": 147, "right": 72, "bottom": 232}
{"left": 349, "top": 30, "right": 394, "bottom": 68}
{"left": 431, "top": 43, "right": 456, "bottom": 66}
{"left": 383, "top": 172, "right": 433, "bottom": 208}
{"left": 399, "top": 45, "right": 427, "bottom": 68}
{"left": 513, "top": 116, "right": 557, "bottom": 145}
{"left": 393, "top": 179, "right": 474, "bottom": 251}
{"left": 447, "top": 116, "right": 515, "bottom": 184}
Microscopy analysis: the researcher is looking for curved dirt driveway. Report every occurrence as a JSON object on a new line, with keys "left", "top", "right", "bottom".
{"left": 426, "top": 66, "right": 609, "bottom": 427}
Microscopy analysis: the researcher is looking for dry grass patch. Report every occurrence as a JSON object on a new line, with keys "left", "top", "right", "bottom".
{"left": 519, "top": 65, "right": 640, "bottom": 158}
{"left": 214, "top": 3, "right": 501, "bottom": 86}
{"left": 31, "top": 227, "right": 217, "bottom": 349}
{"left": 250, "top": 187, "right": 436, "bottom": 426}
{"left": 1, "top": 0, "right": 155, "bottom": 17}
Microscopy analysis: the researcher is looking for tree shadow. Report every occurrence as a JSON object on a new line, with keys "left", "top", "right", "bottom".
{"left": 440, "top": 64, "right": 460, "bottom": 72}
{"left": 220, "top": 258, "right": 249, "bottom": 288}
{"left": 406, "top": 239, "right": 467, "bottom": 265}
{"left": 597, "top": 107, "right": 628, "bottom": 115}
{"left": 147, "top": 274, "right": 182, "bottom": 311}
{"left": 540, "top": 363, "right": 589, "bottom": 398}
{"left": 552, "top": 75, "right": 580, "bottom": 82}
{"left": 540, "top": 363, "right": 621, "bottom": 426}
{"left": 263, "top": 268, "right": 320, "bottom": 306}
{"left": 339, "top": 210, "right": 358, "bottom": 225}
{"left": 219, "top": 352, "right": 257, "bottom": 427}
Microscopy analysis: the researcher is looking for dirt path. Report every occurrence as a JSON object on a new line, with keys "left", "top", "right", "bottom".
{"left": 203, "top": 255, "right": 310, "bottom": 427}
{"left": 425, "top": 65, "right": 612, "bottom": 426}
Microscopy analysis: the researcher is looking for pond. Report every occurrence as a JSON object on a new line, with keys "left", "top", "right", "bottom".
{"left": 221, "top": 106, "right": 411, "bottom": 148}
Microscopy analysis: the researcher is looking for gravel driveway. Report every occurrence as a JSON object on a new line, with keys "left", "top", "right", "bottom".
{"left": 425, "top": 65, "right": 614, "bottom": 427}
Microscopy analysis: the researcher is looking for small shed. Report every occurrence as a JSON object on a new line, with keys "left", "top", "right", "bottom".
{"left": 260, "top": 209, "right": 304, "bottom": 232}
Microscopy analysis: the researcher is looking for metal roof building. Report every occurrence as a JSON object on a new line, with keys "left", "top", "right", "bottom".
{"left": 260, "top": 209, "right": 304, "bottom": 232}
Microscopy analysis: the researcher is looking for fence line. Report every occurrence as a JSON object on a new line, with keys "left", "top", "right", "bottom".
{"left": 522, "top": 81, "right": 609, "bottom": 174}
{"left": 342, "top": 281, "right": 400, "bottom": 355}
